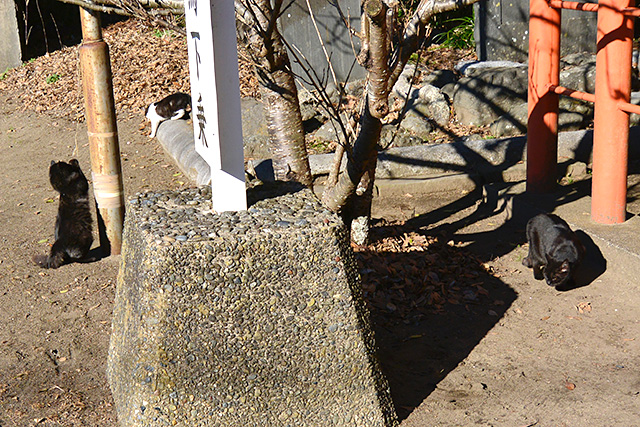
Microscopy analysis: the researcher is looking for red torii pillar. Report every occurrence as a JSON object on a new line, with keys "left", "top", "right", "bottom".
{"left": 527, "top": 0, "right": 561, "bottom": 194}
{"left": 592, "top": 0, "right": 634, "bottom": 223}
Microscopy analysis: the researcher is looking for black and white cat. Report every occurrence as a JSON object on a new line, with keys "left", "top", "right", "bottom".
{"left": 145, "top": 92, "right": 192, "bottom": 138}
{"left": 523, "top": 213, "right": 585, "bottom": 289}
{"left": 33, "top": 159, "right": 93, "bottom": 269}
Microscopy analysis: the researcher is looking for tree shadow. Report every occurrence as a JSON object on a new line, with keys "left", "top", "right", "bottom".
{"left": 357, "top": 238, "right": 517, "bottom": 420}
{"left": 364, "top": 173, "right": 615, "bottom": 420}
{"left": 359, "top": 127, "right": 637, "bottom": 420}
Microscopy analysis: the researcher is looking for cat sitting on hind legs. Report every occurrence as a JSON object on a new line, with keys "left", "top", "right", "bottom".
{"left": 33, "top": 159, "right": 94, "bottom": 269}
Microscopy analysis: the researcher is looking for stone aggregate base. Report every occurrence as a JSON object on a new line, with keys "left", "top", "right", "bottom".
{"left": 107, "top": 185, "right": 397, "bottom": 426}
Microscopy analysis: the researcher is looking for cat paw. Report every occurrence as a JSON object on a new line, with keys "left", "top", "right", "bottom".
{"left": 33, "top": 253, "right": 64, "bottom": 269}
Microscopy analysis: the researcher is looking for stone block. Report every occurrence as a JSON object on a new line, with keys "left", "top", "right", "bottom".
{"left": 0, "top": 0, "right": 21, "bottom": 71}
{"left": 452, "top": 65, "right": 528, "bottom": 126}
{"left": 107, "top": 185, "right": 397, "bottom": 427}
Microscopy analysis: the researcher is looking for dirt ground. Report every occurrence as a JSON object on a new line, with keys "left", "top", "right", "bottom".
{"left": 0, "top": 91, "right": 183, "bottom": 426}
{"left": 1, "top": 87, "right": 640, "bottom": 427}
{"left": 372, "top": 182, "right": 640, "bottom": 426}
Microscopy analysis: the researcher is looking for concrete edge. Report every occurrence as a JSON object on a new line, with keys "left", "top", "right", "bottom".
{"left": 154, "top": 118, "right": 640, "bottom": 295}
{"left": 156, "top": 119, "right": 640, "bottom": 189}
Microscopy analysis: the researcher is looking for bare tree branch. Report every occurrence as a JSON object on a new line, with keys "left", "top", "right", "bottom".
{"left": 54, "top": 0, "right": 186, "bottom": 34}
{"left": 305, "top": 0, "right": 340, "bottom": 90}
{"left": 364, "top": 0, "right": 389, "bottom": 119}
{"left": 322, "top": 0, "right": 481, "bottom": 222}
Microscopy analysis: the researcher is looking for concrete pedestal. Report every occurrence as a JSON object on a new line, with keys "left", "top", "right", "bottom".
{"left": 107, "top": 185, "right": 397, "bottom": 426}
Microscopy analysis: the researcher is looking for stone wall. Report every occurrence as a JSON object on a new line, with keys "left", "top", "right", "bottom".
{"left": 278, "top": 0, "right": 365, "bottom": 84}
{"left": 107, "top": 185, "right": 397, "bottom": 426}
{"left": 474, "top": 0, "right": 598, "bottom": 62}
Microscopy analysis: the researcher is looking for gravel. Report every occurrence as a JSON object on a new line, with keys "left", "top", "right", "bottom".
{"left": 107, "top": 185, "right": 397, "bottom": 426}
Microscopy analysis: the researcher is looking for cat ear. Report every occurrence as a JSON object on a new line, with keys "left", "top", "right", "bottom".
{"left": 50, "top": 160, "right": 55, "bottom": 166}
{"left": 69, "top": 159, "right": 80, "bottom": 168}
{"left": 560, "top": 260, "right": 570, "bottom": 272}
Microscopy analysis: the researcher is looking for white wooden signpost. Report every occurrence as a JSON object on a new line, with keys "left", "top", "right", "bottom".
{"left": 185, "top": 0, "right": 247, "bottom": 212}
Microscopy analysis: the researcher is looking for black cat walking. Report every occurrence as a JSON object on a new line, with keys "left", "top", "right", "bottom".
{"left": 523, "top": 213, "right": 585, "bottom": 289}
{"left": 34, "top": 159, "right": 93, "bottom": 269}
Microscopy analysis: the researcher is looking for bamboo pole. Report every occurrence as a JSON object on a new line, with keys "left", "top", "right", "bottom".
{"left": 78, "top": 7, "right": 125, "bottom": 255}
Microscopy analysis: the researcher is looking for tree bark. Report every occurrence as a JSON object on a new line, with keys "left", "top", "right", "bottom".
{"left": 323, "top": 0, "right": 482, "bottom": 220}
{"left": 240, "top": 0, "right": 313, "bottom": 187}
{"left": 321, "top": 104, "right": 382, "bottom": 213}
{"left": 364, "top": 0, "right": 389, "bottom": 118}
{"left": 349, "top": 147, "right": 377, "bottom": 245}
{"left": 322, "top": 0, "right": 387, "bottom": 218}
{"left": 261, "top": 71, "right": 313, "bottom": 187}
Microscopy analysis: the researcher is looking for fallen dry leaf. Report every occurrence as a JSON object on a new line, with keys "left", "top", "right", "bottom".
{"left": 354, "top": 224, "right": 502, "bottom": 325}
{"left": 577, "top": 301, "right": 592, "bottom": 313}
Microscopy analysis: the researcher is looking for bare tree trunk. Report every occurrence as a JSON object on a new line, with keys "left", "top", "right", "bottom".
{"left": 322, "top": 0, "right": 386, "bottom": 229}
{"left": 261, "top": 71, "right": 313, "bottom": 187}
{"left": 349, "top": 149, "right": 377, "bottom": 245}
{"left": 364, "top": 0, "right": 389, "bottom": 118}
{"left": 241, "top": 0, "right": 313, "bottom": 187}
{"left": 322, "top": 105, "right": 382, "bottom": 212}
{"left": 350, "top": 0, "right": 389, "bottom": 242}
{"left": 323, "top": 0, "right": 481, "bottom": 224}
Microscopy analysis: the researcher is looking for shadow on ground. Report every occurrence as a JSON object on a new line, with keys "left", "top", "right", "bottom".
{"left": 362, "top": 142, "right": 623, "bottom": 420}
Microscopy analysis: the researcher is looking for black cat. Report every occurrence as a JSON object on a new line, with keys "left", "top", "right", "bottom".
{"left": 523, "top": 213, "right": 585, "bottom": 289}
{"left": 145, "top": 92, "right": 191, "bottom": 138}
{"left": 34, "top": 159, "right": 93, "bottom": 269}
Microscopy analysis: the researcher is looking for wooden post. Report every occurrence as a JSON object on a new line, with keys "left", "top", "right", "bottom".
{"left": 527, "top": 0, "right": 561, "bottom": 193}
{"left": 185, "top": 0, "right": 247, "bottom": 212}
{"left": 78, "top": 8, "right": 125, "bottom": 254}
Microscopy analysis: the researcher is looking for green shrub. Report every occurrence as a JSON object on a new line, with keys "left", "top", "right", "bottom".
{"left": 46, "top": 74, "right": 60, "bottom": 84}
{"left": 433, "top": 14, "right": 475, "bottom": 49}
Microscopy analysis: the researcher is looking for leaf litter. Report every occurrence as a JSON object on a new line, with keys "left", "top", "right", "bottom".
{"left": 0, "top": 19, "right": 259, "bottom": 123}
{"left": 354, "top": 221, "right": 502, "bottom": 325}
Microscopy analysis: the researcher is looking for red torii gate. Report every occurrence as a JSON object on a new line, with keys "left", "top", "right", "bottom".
{"left": 527, "top": 0, "right": 640, "bottom": 224}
